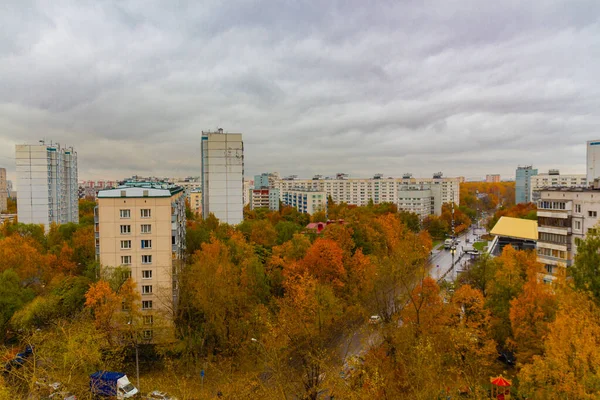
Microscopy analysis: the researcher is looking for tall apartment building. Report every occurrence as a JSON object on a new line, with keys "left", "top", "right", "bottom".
{"left": 273, "top": 173, "right": 459, "bottom": 209}
{"left": 515, "top": 166, "right": 538, "bottom": 204}
{"left": 536, "top": 187, "right": 600, "bottom": 275}
{"left": 0, "top": 168, "right": 7, "bottom": 212}
{"left": 96, "top": 183, "right": 186, "bottom": 340}
{"left": 530, "top": 170, "right": 586, "bottom": 202}
{"left": 16, "top": 143, "right": 78, "bottom": 228}
{"left": 201, "top": 129, "right": 244, "bottom": 225}
{"left": 397, "top": 184, "right": 442, "bottom": 219}
{"left": 282, "top": 188, "right": 326, "bottom": 214}
{"left": 486, "top": 174, "right": 501, "bottom": 183}
{"left": 587, "top": 140, "right": 600, "bottom": 184}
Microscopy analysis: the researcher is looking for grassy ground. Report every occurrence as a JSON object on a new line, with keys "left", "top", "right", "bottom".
{"left": 432, "top": 239, "right": 443, "bottom": 249}
{"left": 473, "top": 241, "right": 488, "bottom": 252}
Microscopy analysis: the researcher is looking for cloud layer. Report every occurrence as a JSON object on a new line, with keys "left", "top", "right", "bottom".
{"left": 1, "top": 0, "right": 599, "bottom": 182}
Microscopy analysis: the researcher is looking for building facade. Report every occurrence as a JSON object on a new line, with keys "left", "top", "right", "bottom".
{"left": 486, "top": 174, "right": 501, "bottom": 183}
{"left": 587, "top": 140, "right": 600, "bottom": 184}
{"left": 190, "top": 189, "right": 202, "bottom": 216}
{"left": 96, "top": 183, "right": 186, "bottom": 340}
{"left": 0, "top": 168, "right": 6, "bottom": 212}
{"left": 201, "top": 129, "right": 244, "bottom": 225}
{"left": 515, "top": 166, "right": 538, "bottom": 204}
{"left": 281, "top": 188, "right": 326, "bottom": 214}
{"left": 250, "top": 188, "right": 280, "bottom": 211}
{"left": 530, "top": 170, "right": 587, "bottom": 202}
{"left": 536, "top": 187, "right": 600, "bottom": 275}
{"left": 273, "top": 174, "right": 459, "bottom": 208}
{"left": 16, "top": 143, "right": 78, "bottom": 228}
{"left": 397, "top": 184, "right": 442, "bottom": 219}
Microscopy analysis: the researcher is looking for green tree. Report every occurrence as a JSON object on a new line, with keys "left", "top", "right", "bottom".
{"left": 0, "top": 270, "right": 35, "bottom": 339}
{"left": 571, "top": 228, "right": 600, "bottom": 303}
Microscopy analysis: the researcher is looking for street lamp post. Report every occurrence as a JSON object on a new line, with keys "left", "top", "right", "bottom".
{"left": 251, "top": 338, "right": 267, "bottom": 371}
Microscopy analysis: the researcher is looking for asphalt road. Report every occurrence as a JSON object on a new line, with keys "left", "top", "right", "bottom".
{"left": 429, "top": 226, "right": 488, "bottom": 282}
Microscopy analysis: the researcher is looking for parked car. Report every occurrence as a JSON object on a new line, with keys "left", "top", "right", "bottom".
{"left": 145, "top": 391, "right": 177, "bottom": 400}
{"left": 369, "top": 315, "right": 382, "bottom": 325}
{"left": 498, "top": 350, "right": 516, "bottom": 366}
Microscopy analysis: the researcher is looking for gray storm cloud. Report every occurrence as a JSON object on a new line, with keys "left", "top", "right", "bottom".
{"left": 0, "top": 0, "right": 598, "bottom": 182}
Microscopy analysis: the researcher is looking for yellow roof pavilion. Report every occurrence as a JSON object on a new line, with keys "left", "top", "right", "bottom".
{"left": 490, "top": 216, "right": 538, "bottom": 241}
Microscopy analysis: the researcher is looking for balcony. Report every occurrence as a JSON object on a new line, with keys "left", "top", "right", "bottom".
{"left": 537, "top": 240, "right": 570, "bottom": 252}
{"left": 537, "top": 253, "right": 572, "bottom": 267}
{"left": 537, "top": 210, "right": 570, "bottom": 219}
{"left": 538, "top": 226, "right": 571, "bottom": 235}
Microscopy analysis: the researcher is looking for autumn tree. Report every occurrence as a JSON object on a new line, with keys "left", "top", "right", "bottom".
{"left": 519, "top": 289, "right": 600, "bottom": 399}
{"left": 571, "top": 227, "right": 600, "bottom": 303}
{"left": 508, "top": 263, "right": 557, "bottom": 364}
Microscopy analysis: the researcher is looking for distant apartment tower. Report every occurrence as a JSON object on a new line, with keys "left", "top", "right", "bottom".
{"left": 536, "top": 186, "right": 600, "bottom": 275}
{"left": 250, "top": 188, "right": 280, "bottom": 211}
{"left": 190, "top": 189, "right": 202, "bottom": 216}
{"left": 486, "top": 174, "right": 501, "bottom": 183}
{"left": 397, "top": 184, "right": 443, "bottom": 220}
{"left": 201, "top": 129, "right": 244, "bottom": 225}
{"left": 530, "top": 170, "right": 586, "bottom": 202}
{"left": 282, "top": 188, "right": 326, "bottom": 214}
{"left": 96, "top": 183, "right": 186, "bottom": 340}
{"left": 16, "top": 143, "right": 78, "bottom": 228}
{"left": 515, "top": 166, "right": 538, "bottom": 204}
{"left": 586, "top": 140, "right": 600, "bottom": 184}
{"left": 0, "top": 168, "right": 7, "bottom": 212}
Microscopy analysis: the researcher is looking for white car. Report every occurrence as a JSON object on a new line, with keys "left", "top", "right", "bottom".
{"left": 369, "top": 315, "right": 382, "bottom": 325}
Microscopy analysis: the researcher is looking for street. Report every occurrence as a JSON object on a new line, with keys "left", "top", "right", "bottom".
{"left": 429, "top": 225, "right": 488, "bottom": 282}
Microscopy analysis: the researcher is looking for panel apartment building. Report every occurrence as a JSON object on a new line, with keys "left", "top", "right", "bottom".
{"left": 96, "top": 183, "right": 186, "bottom": 340}
{"left": 515, "top": 165, "right": 538, "bottom": 204}
{"left": 16, "top": 143, "right": 78, "bottom": 228}
{"left": 201, "top": 129, "right": 244, "bottom": 225}
{"left": 530, "top": 170, "right": 587, "bottom": 202}
{"left": 536, "top": 186, "right": 600, "bottom": 275}
{"left": 273, "top": 173, "right": 460, "bottom": 216}
{"left": 0, "top": 168, "right": 7, "bottom": 212}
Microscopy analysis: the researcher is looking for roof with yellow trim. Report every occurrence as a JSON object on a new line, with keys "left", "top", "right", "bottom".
{"left": 490, "top": 216, "right": 538, "bottom": 241}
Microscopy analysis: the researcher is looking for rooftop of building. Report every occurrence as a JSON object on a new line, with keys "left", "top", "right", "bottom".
{"left": 97, "top": 182, "right": 183, "bottom": 198}
{"left": 490, "top": 216, "right": 538, "bottom": 241}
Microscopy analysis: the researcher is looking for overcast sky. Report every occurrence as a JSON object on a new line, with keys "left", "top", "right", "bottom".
{"left": 1, "top": 0, "right": 599, "bottom": 184}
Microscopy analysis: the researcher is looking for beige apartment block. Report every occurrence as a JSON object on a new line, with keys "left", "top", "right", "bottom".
{"left": 0, "top": 168, "right": 7, "bottom": 212}
{"left": 537, "top": 187, "right": 600, "bottom": 275}
{"left": 190, "top": 189, "right": 202, "bottom": 216}
{"left": 96, "top": 184, "right": 186, "bottom": 342}
{"left": 486, "top": 174, "right": 501, "bottom": 183}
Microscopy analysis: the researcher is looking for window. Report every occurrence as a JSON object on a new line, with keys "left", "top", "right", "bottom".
{"left": 121, "top": 256, "right": 132, "bottom": 265}
{"left": 143, "top": 315, "right": 154, "bottom": 325}
{"left": 142, "top": 285, "right": 153, "bottom": 295}
{"left": 141, "top": 209, "right": 151, "bottom": 218}
{"left": 575, "top": 221, "right": 582, "bottom": 230}
{"left": 141, "top": 240, "right": 152, "bottom": 249}
{"left": 121, "top": 270, "right": 132, "bottom": 280}
{"left": 589, "top": 211, "right": 598, "bottom": 218}
{"left": 120, "top": 240, "right": 131, "bottom": 249}
{"left": 120, "top": 225, "right": 131, "bottom": 234}
{"left": 142, "top": 255, "right": 152, "bottom": 264}
{"left": 142, "top": 300, "right": 153, "bottom": 310}
{"left": 141, "top": 224, "right": 152, "bottom": 234}
{"left": 143, "top": 330, "right": 153, "bottom": 339}
{"left": 142, "top": 270, "right": 152, "bottom": 279}
{"left": 120, "top": 209, "right": 131, "bottom": 218}
{"left": 576, "top": 204, "right": 581, "bottom": 213}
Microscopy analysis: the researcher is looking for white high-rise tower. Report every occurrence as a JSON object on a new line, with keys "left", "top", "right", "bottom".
{"left": 201, "top": 129, "right": 244, "bottom": 225}
{"left": 16, "top": 142, "right": 78, "bottom": 229}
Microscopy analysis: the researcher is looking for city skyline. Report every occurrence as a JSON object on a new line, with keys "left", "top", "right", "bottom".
{"left": 1, "top": 1, "right": 599, "bottom": 183}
